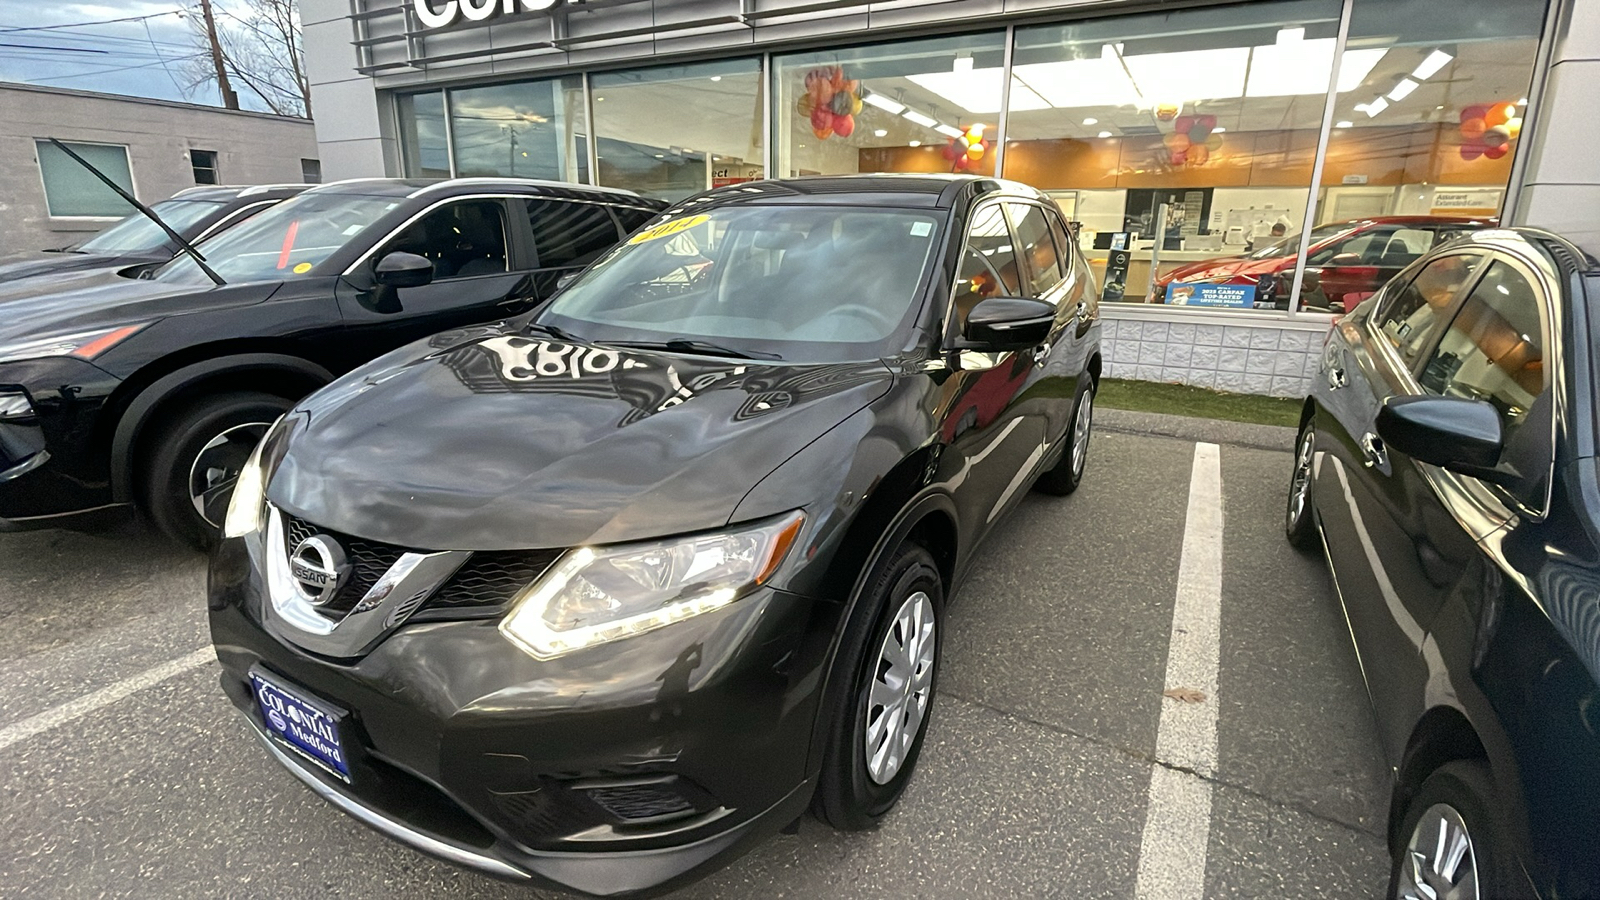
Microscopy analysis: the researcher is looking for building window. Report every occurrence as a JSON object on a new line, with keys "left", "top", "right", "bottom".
{"left": 774, "top": 33, "right": 1007, "bottom": 181}
{"left": 592, "top": 58, "right": 764, "bottom": 202}
{"left": 399, "top": 91, "right": 450, "bottom": 178}
{"left": 448, "top": 76, "right": 586, "bottom": 181}
{"left": 190, "top": 149, "right": 219, "bottom": 184}
{"left": 301, "top": 159, "right": 322, "bottom": 183}
{"left": 35, "top": 140, "right": 135, "bottom": 218}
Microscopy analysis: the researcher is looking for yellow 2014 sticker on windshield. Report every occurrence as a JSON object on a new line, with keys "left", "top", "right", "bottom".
{"left": 293, "top": 262, "right": 313, "bottom": 274}
{"left": 628, "top": 214, "right": 709, "bottom": 245}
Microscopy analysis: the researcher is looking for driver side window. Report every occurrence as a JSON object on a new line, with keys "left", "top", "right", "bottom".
{"left": 379, "top": 200, "right": 509, "bottom": 281}
{"left": 949, "top": 205, "right": 1021, "bottom": 336}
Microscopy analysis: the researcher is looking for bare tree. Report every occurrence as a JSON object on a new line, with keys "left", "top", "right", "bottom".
{"left": 181, "top": 0, "right": 311, "bottom": 118}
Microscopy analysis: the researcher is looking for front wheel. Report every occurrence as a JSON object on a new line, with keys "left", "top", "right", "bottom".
{"left": 1034, "top": 377, "right": 1095, "bottom": 496}
{"left": 813, "top": 541, "right": 944, "bottom": 831}
{"left": 1389, "top": 761, "right": 1520, "bottom": 900}
{"left": 142, "top": 391, "right": 293, "bottom": 551}
{"left": 1285, "top": 421, "right": 1319, "bottom": 551}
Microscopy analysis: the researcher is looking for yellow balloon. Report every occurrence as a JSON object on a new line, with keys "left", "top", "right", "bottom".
{"left": 967, "top": 143, "right": 986, "bottom": 161}
{"left": 1506, "top": 116, "right": 1523, "bottom": 139}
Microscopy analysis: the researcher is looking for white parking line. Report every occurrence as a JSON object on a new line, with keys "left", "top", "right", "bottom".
{"left": 1135, "top": 442, "right": 1224, "bottom": 900}
{"left": 0, "top": 647, "right": 215, "bottom": 753}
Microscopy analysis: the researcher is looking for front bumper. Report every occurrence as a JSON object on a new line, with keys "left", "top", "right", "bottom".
{"left": 209, "top": 536, "right": 838, "bottom": 897}
{"left": 0, "top": 356, "right": 121, "bottom": 524}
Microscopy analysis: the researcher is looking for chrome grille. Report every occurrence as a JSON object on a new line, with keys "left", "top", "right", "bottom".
{"left": 281, "top": 513, "right": 407, "bottom": 616}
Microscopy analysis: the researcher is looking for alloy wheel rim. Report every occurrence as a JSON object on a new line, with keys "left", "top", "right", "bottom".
{"left": 1071, "top": 389, "right": 1095, "bottom": 477}
{"left": 189, "top": 422, "right": 270, "bottom": 527}
{"left": 1287, "top": 429, "right": 1314, "bottom": 531}
{"left": 864, "top": 590, "right": 937, "bottom": 785}
{"left": 1397, "top": 803, "right": 1479, "bottom": 900}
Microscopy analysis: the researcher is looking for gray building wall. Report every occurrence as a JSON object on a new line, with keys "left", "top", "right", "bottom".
{"left": 1512, "top": 0, "right": 1600, "bottom": 258}
{"left": 0, "top": 84, "right": 319, "bottom": 253}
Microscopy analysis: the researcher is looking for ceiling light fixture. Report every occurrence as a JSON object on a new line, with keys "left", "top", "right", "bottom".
{"left": 934, "top": 124, "right": 965, "bottom": 139}
{"left": 1097, "top": 131, "right": 1113, "bottom": 138}
{"left": 1387, "top": 78, "right": 1419, "bottom": 102}
{"left": 908, "top": 140, "right": 921, "bottom": 147}
{"left": 710, "top": 75, "right": 722, "bottom": 82}
{"left": 863, "top": 92, "right": 906, "bottom": 115}
{"left": 873, "top": 128, "right": 888, "bottom": 137}
{"left": 953, "top": 56, "right": 974, "bottom": 73}
{"left": 902, "top": 110, "right": 938, "bottom": 128}
{"left": 1335, "top": 120, "right": 1353, "bottom": 128}
{"left": 1082, "top": 117, "right": 1098, "bottom": 125}
{"left": 1363, "top": 97, "right": 1390, "bottom": 117}
{"left": 1412, "top": 48, "right": 1453, "bottom": 80}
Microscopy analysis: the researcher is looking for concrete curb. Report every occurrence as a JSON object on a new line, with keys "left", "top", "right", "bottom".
{"left": 1098, "top": 408, "right": 1297, "bottom": 453}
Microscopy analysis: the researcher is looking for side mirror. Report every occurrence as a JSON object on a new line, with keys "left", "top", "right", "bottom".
{"left": 1326, "top": 252, "right": 1363, "bottom": 267}
{"left": 375, "top": 251, "right": 434, "bottom": 289}
{"left": 1375, "top": 395, "right": 1508, "bottom": 481}
{"left": 959, "top": 297, "right": 1056, "bottom": 352}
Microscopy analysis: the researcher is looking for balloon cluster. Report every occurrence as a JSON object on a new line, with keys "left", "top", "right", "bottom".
{"left": 1160, "top": 113, "right": 1223, "bottom": 167}
{"left": 942, "top": 124, "right": 989, "bottom": 170}
{"left": 1458, "top": 102, "right": 1522, "bottom": 161}
{"left": 797, "top": 67, "right": 864, "bottom": 140}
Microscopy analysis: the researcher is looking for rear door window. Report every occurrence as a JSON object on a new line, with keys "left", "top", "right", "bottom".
{"left": 1005, "top": 202, "right": 1064, "bottom": 297}
{"left": 526, "top": 200, "right": 621, "bottom": 269}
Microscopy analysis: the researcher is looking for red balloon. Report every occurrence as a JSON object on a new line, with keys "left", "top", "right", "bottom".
{"left": 1460, "top": 104, "right": 1488, "bottom": 125}
{"left": 1459, "top": 142, "right": 1484, "bottom": 161}
{"left": 1484, "top": 144, "right": 1509, "bottom": 160}
{"left": 954, "top": 154, "right": 971, "bottom": 170}
{"left": 1459, "top": 117, "right": 1487, "bottom": 141}
{"left": 1168, "top": 149, "right": 1187, "bottom": 166}
{"left": 1198, "top": 114, "right": 1217, "bottom": 131}
{"left": 810, "top": 106, "right": 833, "bottom": 132}
{"left": 1174, "top": 115, "right": 1195, "bottom": 134}
{"left": 833, "top": 113, "right": 855, "bottom": 138}
{"left": 942, "top": 140, "right": 961, "bottom": 161}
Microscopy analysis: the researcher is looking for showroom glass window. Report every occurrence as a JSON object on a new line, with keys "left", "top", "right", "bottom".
{"left": 447, "top": 76, "right": 586, "bottom": 181}
{"left": 1007, "top": 2, "right": 1339, "bottom": 311}
{"left": 35, "top": 140, "right": 135, "bottom": 217}
{"left": 593, "top": 59, "right": 763, "bottom": 202}
{"left": 1302, "top": 0, "right": 1547, "bottom": 311}
{"left": 398, "top": 91, "right": 450, "bottom": 177}
{"left": 773, "top": 32, "right": 1006, "bottom": 181}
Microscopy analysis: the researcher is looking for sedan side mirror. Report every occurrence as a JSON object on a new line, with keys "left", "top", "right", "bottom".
{"left": 375, "top": 251, "right": 434, "bottom": 289}
{"left": 959, "top": 297, "right": 1056, "bottom": 352}
{"left": 1375, "top": 395, "right": 1508, "bottom": 481}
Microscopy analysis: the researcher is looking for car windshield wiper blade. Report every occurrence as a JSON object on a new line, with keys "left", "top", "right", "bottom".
{"left": 611, "top": 339, "right": 780, "bottom": 361}
{"left": 523, "top": 321, "right": 579, "bottom": 342}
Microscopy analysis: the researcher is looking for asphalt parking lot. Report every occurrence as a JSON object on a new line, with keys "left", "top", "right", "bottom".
{"left": 0, "top": 421, "right": 1392, "bottom": 899}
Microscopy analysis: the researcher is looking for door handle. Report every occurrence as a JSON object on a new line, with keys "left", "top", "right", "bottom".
{"left": 1324, "top": 346, "right": 1348, "bottom": 390}
{"left": 1034, "top": 342, "right": 1053, "bottom": 368}
{"left": 1074, "top": 301, "right": 1089, "bottom": 322}
{"left": 1359, "top": 432, "right": 1387, "bottom": 469}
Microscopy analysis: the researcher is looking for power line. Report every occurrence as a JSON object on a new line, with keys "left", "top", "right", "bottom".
{"left": 0, "top": 11, "right": 184, "bottom": 34}
{"left": 23, "top": 53, "right": 208, "bottom": 83}
{"left": 0, "top": 42, "right": 109, "bottom": 54}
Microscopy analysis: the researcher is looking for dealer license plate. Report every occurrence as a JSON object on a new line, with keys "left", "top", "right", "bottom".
{"left": 251, "top": 672, "right": 351, "bottom": 781}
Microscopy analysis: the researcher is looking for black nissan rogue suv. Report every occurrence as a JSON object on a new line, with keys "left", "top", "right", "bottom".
{"left": 0, "top": 177, "right": 663, "bottom": 548}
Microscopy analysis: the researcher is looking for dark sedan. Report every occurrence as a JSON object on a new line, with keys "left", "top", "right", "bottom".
{"left": 0, "top": 178, "right": 662, "bottom": 548}
{"left": 1287, "top": 227, "right": 1600, "bottom": 899}
{"left": 0, "top": 184, "right": 307, "bottom": 281}
{"left": 208, "top": 175, "right": 1103, "bottom": 896}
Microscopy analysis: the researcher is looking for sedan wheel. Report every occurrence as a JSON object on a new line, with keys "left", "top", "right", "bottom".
{"left": 1285, "top": 423, "right": 1318, "bottom": 550}
{"left": 1070, "top": 386, "right": 1094, "bottom": 480}
{"left": 1396, "top": 804, "right": 1479, "bottom": 900}
{"left": 864, "top": 590, "right": 937, "bottom": 785}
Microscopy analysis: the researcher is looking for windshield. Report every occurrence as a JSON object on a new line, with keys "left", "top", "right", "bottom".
{"left": 1246, "top": 223, "right": 1351, "bottom": 260}
{"left": 76, "top": 199, "right": 226, "bottom": 254}
{"left": 154, "top": 192, "right": 400, "bottom": 285}
{"left": 539, "top": 206, "right": 943, "bottom": 363}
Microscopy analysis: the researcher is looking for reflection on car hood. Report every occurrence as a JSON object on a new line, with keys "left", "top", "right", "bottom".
{"left": 1159, "top": 256, "right": 1284, "bottom": 284}
{"left": 269, "top": 325, "right": 897, "bottom": 551}
{"left": 0, "top": 250, "right": 163, "bottom": 282}
{"left": 0, "top": 267, "right": 241, "bottom": 349}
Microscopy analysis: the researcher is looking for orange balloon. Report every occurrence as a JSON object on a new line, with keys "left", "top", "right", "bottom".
{"left": 1459, "top": 117, "right": 1486, "bottom": 140}
{"left": 812, "top": 124, "right": 833, "bottom": 140}
{"left": 1163, "top": 132, "right": 1191, "bottom": 152}
{"left": 1187, "top": 144, "right": 1210, "bottom": 165}
{"left": 1485, "top": 102, "right": 1516, "bottom": 127}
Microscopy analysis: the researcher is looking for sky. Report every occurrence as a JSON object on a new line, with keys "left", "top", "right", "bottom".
{"left": 0, "top": 1, "right": 256, "bottom": 109}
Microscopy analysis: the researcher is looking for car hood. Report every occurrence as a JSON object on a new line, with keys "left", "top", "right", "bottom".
{"left": 268, "top": 326, "right": 897, "bottom": 551}
{"left": 1160, "top": 256, "right": 1285, "bottom": 284}
{"left": 0, "top": 268, "right": 240, "bottom": 348}
{"left": 0, "top": 250, "right": 163, "bottom": 282}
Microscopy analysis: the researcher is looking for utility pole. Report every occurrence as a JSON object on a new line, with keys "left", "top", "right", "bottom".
{"left": 198, "top": 0, "right": 239, "bottom": 110}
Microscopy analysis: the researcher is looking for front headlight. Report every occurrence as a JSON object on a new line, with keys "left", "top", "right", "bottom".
{"left": 221, "top": 415, "right": 291, "bottom": 540}
{"left": 500, "top": 511, "right": 805, "bottom": 659}
{"left": 0, "top": 325, "right": 144, "bottom": 364}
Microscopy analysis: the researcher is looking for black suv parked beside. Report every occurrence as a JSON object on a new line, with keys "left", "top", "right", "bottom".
{"left": 0, "top": 177, "right": 663, "bottom": 548}
{"left": 0, "top": 184, "right": 307, "bottom": 281}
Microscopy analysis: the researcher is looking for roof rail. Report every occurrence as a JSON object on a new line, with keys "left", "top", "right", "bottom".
{"left": 406, "top": 177, "right": 642, "bottom": 200}
{"left": 239, "top": 183, "right": 313, "bottom": 196}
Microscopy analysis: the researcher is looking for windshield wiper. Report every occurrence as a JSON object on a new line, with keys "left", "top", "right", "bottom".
{"left": 523, "top": 321, "right": 579, "bottom": 342}
{"left": 610, "top": 338, "right": 780, "bottom": 361}
{"left": 46, "top": 138, "right": 225, "bottom": 287}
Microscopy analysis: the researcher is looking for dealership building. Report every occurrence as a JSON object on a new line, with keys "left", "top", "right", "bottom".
{"left": 301, "top": 0, "right": 1598, "bottom": 396}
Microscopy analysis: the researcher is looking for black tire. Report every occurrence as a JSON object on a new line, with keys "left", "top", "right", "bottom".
{"left": 1034, "top": 377, "right": 1095, "bottom": 496}
{"left": 1285, "top": 420, "right": 1319, "bottom": 551}
{"left": 141, "top": 391, "right": 292, "bottom": 551}
{"left": 1388, "top": 760, "right": 1523, "bottom": 900}
{"left": 813, "top": 541, "right": 945, "bottom": 831}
